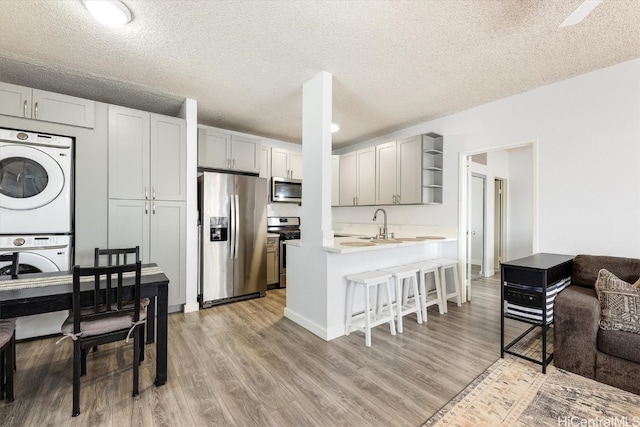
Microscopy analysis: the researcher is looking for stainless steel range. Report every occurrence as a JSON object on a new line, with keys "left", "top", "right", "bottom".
{"left": 267, "top": 217, "right": 300, "bottom": 288}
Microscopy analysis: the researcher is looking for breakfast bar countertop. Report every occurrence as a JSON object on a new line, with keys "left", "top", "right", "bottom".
{"left": 286, "top": 235, "right": 457, "bottom": 254}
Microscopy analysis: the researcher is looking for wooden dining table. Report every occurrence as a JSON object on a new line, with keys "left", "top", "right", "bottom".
{"left": 0, "top": 264, "right": 169, "bottom": 386}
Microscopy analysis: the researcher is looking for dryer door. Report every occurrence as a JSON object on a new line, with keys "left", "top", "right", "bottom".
{"left": 0, "top": 251, "right": 59, "bottom": 275}
{"left": 0, "top": 144, "right": 65, "bottom": 210}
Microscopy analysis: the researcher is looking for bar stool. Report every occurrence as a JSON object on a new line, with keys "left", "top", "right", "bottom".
{"left": 431, "top": 258, "right": 462, "bottom": 313}
{"left": 379, "top": 265, "right": 422, "bottom": 333}
{"left": 345, "top": 271, "right": 396, "bottom": 347}
{"left": 404, "top": 261, "right": 444, "bottom": 320}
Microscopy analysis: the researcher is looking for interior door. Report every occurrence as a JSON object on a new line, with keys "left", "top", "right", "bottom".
{"left": 469, "top": 174, "right": 486, "bottom": 278}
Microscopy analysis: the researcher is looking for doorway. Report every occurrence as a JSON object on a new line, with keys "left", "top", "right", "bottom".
{"left": 494, "top": 178, "right": 507, "bottom": 274}
{"left": 467, "top": 173, "right": 486, "bottom": 280}
{"left": 458, "top": 140, "right": 536, "bottom": 303}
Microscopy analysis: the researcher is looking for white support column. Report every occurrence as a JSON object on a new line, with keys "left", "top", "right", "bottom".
{"left": 178, "top": 98, "right": 199, "bottom": 313}
{"left": 283, "top": 71, "right": 334, "bottom": 339}
{"left": 301, "top": 71, "right": 334, "bottom": 246}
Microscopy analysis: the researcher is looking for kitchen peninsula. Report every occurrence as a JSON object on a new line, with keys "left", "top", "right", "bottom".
{"left": 286, "top": 230, "right": 458, "bottom": 340}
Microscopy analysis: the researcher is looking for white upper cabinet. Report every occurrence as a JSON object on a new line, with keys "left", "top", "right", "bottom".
{"left": 108, "top": 105, "right": 186, "bottom": 201}
{"left": 109, "top": 106, "right": 150, "bottom": 200}
{"left": 339, "top": 151, "right": 356, "bottom": 206}
{"left": 356, "top": 147, "right": 376, "bottom": 205}
{"left": 290, "top": 151, "right": 303, "bottom": 179}
{"left": 331, "top": 155, "right": 340, "bottom": 207}
{"left": 375, "top": 137, "right": 421, "bottom": 205}
{"left": 232, "top": 135, "right": 261, "bottom": 172}
{"left": 151, "top": 114, "right": 187, "bottom": 201}
{"left": 339, "top": 147, "right": 375, "bottom": 206}
{"left": 397, "top": 135, "right": 422, "bottom": 204}
{"left": 375, "top": 141, "right": 398, "bottom": 205}
{"left": 0, "top": 82, "right": 95, "bottom": 128}
{"left": 271, "top": 147, "right": 302, "bottom": 179}
{"left": 198, "top": 127, "right": 260, "bottom": 173}
{"left": 259, "top": 145, "right": 271, "bottom": 179}
{"left": 198, "top": 128, "right": 230, "bottom": 170}
{"left": 341, "top": 133, "right": 439, "bottom": 206}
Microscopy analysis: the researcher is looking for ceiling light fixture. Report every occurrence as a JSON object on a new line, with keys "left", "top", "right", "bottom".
{"left": 331, "top": 123, "right": 340, "bottom": 133}
{"left": 82, "top": 0, "right": 132, "bottom": 28}
{"left": 560, "top": 0, "right": 602, "bottom": 27}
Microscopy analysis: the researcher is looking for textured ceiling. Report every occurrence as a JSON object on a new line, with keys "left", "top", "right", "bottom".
{"left": 0, "top": 0, "right": 638, "bottom": 148}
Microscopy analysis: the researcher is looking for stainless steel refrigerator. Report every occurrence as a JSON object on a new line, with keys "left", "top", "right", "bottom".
{"left": 198, "top": 171, "right": 267, "bottom": 307}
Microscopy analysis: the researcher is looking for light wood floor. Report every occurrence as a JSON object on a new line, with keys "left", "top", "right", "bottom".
{"left": 0, "top": 276, "right": 529, "bottom": 426}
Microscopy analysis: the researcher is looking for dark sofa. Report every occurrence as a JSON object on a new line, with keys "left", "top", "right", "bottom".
{"left": 554, "top": 254, "right": 640, "bottom": 394}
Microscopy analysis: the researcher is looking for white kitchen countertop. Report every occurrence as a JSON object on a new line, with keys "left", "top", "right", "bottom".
{"left": 286, "top": 235, "right": 456, "bottom": 254}
{"left": 285, "top": 222, "right": 457, "bottom": 253}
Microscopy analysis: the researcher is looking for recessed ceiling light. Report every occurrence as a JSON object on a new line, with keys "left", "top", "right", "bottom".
{"left": 82, "top": 0, "right": 132, "bottom": 28}
{"left": 331, "top": 123, "right": 340, "bottom": 133}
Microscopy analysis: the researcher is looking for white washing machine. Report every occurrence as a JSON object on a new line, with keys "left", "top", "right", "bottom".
{"left": 0, "top": 128, "right": 73, "bottom": 234}
{"left": 0, "top": 234, "right": 71, "bottom": 339}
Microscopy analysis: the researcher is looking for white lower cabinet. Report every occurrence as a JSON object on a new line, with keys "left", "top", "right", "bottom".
{"left": 266, "top": 236, "right": 279, "bottom": 285}
{"left": 108, "top": 199, "right": 186, "bottom": 307}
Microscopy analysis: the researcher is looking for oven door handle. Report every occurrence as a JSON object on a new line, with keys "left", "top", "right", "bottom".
{"left": 279, "top": 240, "right": 286, "bottom": 272}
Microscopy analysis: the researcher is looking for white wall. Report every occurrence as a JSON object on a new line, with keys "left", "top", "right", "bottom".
{"left": 506, "top": 146, "right": 534, "bottom": 261}
{"left": 333, "top": 59, "right": 640, "bottom": 258}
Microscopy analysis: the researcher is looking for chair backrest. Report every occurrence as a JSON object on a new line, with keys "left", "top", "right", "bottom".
{"left": 94, "top": 246, "right": 140, "bottom": 267}
{"left": 0, "top": 252, "right": 19, "bottom": 279}
{"left": 72, "top": 262, "right": 142, "bottom": 335}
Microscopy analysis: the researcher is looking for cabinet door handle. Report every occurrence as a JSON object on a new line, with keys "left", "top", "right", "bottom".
{"left": 34, "top": 102, "right": 39, "bottom": 119}
{"left": 392, "top": 195, "right": 396, "bottom": 204}
{"left": 152, "top": 203, "right": 156, "bottom": 214}
{"left": 144, "top": 186, "right": 149, "bottom": 200}
{"left": 145, "top": 202, "right": 148, "bottom": 215}
{"left": 23, "top": 100, "right": 28, "bottom": 117}
{"left": 152, "top": 187, "right": 156, "bottom": 200}
{"left": 397, "top": 194, "right": 400, "bottom": 204}
{"left": 233, "top": 158, "right": 236, "bottom": 168}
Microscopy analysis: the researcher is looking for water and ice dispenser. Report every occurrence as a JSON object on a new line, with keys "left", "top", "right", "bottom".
{"left": 209, "top": 217, "right": 228, "bottom": 241}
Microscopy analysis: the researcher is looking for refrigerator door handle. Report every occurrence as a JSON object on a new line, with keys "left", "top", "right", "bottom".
{"left": 229, "top": 193, "right": 236, "bottom": 260}
{"left": 234, "top": 194, "right": 240, "bottom": 259}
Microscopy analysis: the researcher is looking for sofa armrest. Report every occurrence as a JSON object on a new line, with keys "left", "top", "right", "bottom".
{"left": 553, "top": 286, "right": 600, "bottom": 378}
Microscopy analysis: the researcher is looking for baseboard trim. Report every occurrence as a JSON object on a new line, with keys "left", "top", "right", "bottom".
{"left": 284, "top": 308, "right": 329, "bottom": 341}
{"left": 183, "top": 302, "right": 200, "bottom": 313}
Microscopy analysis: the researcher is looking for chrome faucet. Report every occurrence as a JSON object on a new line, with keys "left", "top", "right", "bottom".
{"left": 372, "top": 208, "right": 388, "bottom": 239}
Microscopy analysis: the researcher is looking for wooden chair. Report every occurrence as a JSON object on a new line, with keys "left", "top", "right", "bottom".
{"left": 0, "top": 252, "right": 20, "bottom": 279}
{"left": 0, "top": 252, "right": 18, "bottom": 402}
{"left": 0, "top": 252, "right": 19, "bottom": 372}
{"left": 94, "top": 246, "right": 140, "bottom": 267}
{"left": 94, "top": 247, "right": 155, "bottom": 345}
{"left": 60, "top": 262, "right": 145, "bottom": 417}
{"left": 0, "top": 320, "right": 16, "bottom": 403}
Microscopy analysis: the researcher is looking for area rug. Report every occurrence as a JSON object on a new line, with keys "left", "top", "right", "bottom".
{"left": 423, "top": 355, "right": 640, "bottom": 427}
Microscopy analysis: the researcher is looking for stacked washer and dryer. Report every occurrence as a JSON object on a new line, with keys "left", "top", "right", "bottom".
{"left": 0, "top": 127, "right": 74, "bottom": 339}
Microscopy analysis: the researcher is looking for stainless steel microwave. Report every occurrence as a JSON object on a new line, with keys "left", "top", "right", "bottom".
{"left": 271, "top": 177, "right": 302, "bottom": 203}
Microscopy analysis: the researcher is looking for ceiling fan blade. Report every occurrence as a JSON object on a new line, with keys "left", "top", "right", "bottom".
{"left": 560, "top": 0, "right": 603, "bottom": 27}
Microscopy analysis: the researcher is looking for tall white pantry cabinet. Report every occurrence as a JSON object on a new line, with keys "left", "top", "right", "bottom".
{"left": 107, "top": 105, "right": 187, "bottom": 308}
